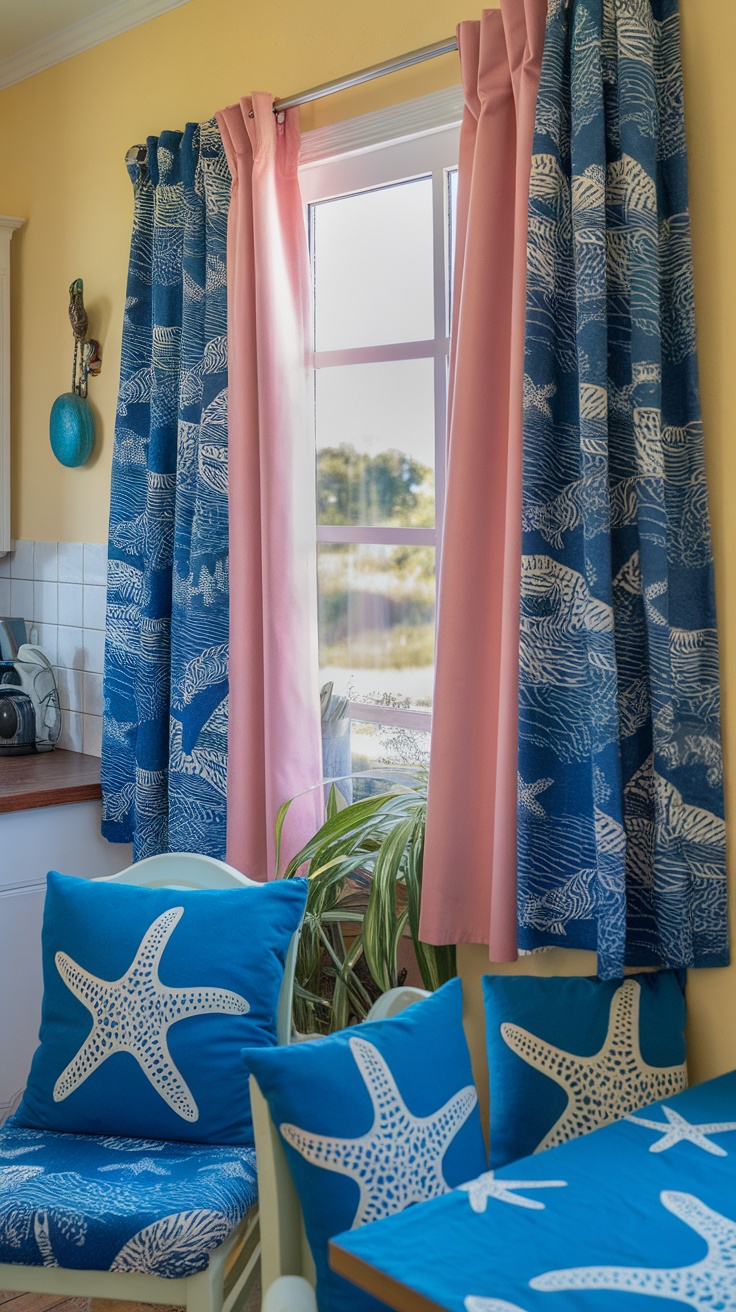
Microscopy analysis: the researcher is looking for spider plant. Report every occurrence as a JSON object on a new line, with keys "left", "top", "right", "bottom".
{"left": 276, "top": 770, "right": 456, "bottom": 1034}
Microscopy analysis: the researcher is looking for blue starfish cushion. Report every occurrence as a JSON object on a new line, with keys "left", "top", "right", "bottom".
{"left": 245, "top": 978, "right": 487, "bottom": 1312}
{"left": 483, "top": 971, "right": 687, "bottom": 1168}
{"left": 15, "top": 871, "right": 308, "bottom": 1146}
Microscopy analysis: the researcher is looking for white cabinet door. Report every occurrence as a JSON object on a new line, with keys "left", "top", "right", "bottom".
{"left": 0, "top": 882, "right": 45, "bottom": 1119}
{"left": 0, "top": 800, "right": 131, "bottom": 1118}
{"left": 0, "top": 216, "right": 24, "bottom": 556}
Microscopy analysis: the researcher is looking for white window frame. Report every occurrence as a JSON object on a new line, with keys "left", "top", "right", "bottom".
{"left": 299, "top": 97, "right": 461, "bottom": 743}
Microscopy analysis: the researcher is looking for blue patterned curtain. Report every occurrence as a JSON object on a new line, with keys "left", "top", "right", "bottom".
{"left": 102, "top": 121, "right": 231, "bottom": 861}
{"left": 518, "top": 0, "right": 727, "bottom": 978}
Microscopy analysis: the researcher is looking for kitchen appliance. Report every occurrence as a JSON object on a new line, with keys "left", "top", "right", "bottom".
{"left": 0, "top": 618, "right": 61, "bottom": 755}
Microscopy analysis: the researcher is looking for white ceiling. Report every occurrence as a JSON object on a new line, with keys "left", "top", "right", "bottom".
{"left": 0, "top": 0, "right": 193, "bottom": 89}
{"left": 0, "top": 1, "right": 115, "bottom": 61}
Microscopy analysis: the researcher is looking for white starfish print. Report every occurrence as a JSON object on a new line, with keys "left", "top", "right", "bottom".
{"left": 99, "top": 1158, "right": 170, "bottom": 1176}
{"left": 530, "top": 1191, "right": 736, "bottom": 1310}
{"left": 280, "top": 1035, "right": 478, "bottom": 1228}
{"left": 517, "top": 773, "right": 554, "bottom": 819}
{"left": 466, "top": 1301, "right": 529, "bottom": 1312}
{"left": 459, "top": 1170, "right": 567, "bottom": 1213}
{"left": 626, "top": 1105, "right": 736, "bottom": 1156}
{"left": 523, "top": 374, "right": 557, "bottom": 420}
{"left": 501, "top": 979, "right": 687, "bottom": 1152}
{"left": 53, "top": 907, "right": 250, "bottom": 1121}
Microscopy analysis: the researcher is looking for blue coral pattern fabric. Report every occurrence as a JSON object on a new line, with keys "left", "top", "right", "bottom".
{"left": 517, "top": 0, "right": 727, "bottom": 977}
{"left": 102, "top": 121, "right": 230, "bottom": 860}
{"left": 332, "top": 1069, "right": 736, "bottom": 1312}
{"left": 0, "top": 1121, "right": 256, "bottom": 1276}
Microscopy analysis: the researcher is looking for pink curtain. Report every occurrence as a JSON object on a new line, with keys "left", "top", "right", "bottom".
{"left": 216, "top": 94, "right": 322, "bottom": 878}
{"left": 420, "top": 0, "right": 546, "bottom": 954}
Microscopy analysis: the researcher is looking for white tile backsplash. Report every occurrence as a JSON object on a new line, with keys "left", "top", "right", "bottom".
{"left": 83, "top": 671, "right": 104, "bottom": 716}
{"left": 82, "top": 714, "right": 103, "bottom": 757}
{"left": 83, "top": 583, "right": 106, "bottom": 631}
{"left": 59, "top": 710, "right": 83, "bottom": 753}
{"left": 10, "top": 578, "right": 33, "bottom": 619}
{"left": 33, "top": 541, "right": 58, "bottom": 582}
{"left": 35, "top": 622, "right": 57, "bottom": 665}
{"left": 58, "top": 581, "right": 84, "bottom": 627}
{"left": 56, "top": 666, "right": 84, "bottom": 713}
{"left": 57, "top": 625, "right": 84, "bottom": 671}
{"left": 9, "top": 540, "right": 33, "bottom": 579}
{"left": 2, "top": 539, "right": 109, "bottom": 756}
{"left": 82, "top": 627, "right": 105, "bottom": 674}
{"left": 57, "top": 541, "right": 84, "bottom": 584}
{"left": 33, "top": 580, "right": 57, "bottom": 625}
{"left": 83, "top": 543, "right": 107, "bottom": 586}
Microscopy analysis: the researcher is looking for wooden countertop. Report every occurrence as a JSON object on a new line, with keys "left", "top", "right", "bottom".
{"left": 0, "top": 749, "right": 102, "bottom": 813}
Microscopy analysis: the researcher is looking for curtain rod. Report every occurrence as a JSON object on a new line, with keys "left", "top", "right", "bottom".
{"left": 272, "top": 36, "right": 459, "bottom": 114}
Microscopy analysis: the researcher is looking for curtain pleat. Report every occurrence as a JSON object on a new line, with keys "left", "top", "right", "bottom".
{"left": 420, "top": 0, "right": 547, "bottom": 955}
{"left": 102, "top": 122, "right": 231, "bottom": 860}
{"left": 517, "top": 0, "right": 728, "bottom": 977}
{"left": 216, "top": 95, "right": 323, "bottom": 878}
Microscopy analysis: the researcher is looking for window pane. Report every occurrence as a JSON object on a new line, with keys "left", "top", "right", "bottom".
{"left": 318, "top": 543, "right": 435, "bottom": 710}
{"left": 350, "top": 721, "right": 430, "bottom": 798}
{"left": 316, "top": 359, "right": 435, "bottom": 527}
{"left": 447, "top": 168, "right": 458, "bottom": 330}
{"left": 312, "top": 178, "right": 434, "bottom": 351}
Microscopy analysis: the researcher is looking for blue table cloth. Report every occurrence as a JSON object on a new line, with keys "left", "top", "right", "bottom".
{"left": 0, "top": 1122, "right": 257, "bottom": 1276}
{"left": 332, "top": 1070, "right": 736, "bottom": 1312}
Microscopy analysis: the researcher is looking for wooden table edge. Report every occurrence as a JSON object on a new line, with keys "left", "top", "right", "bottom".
{"left": 329, "top": 1240, "right": 445, "bottom": 1312}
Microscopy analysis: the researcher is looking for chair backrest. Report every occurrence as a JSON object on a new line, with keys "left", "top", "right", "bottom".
{"left": 100, "top": 852, "right": 302, "bottom": 1046}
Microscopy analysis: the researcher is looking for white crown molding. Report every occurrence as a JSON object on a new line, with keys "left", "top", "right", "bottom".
{"left": 300, "top": 84, "right": 464, "bottom": 167}
{"left": 0, "top": 0, "right": 194, "bottom": 92}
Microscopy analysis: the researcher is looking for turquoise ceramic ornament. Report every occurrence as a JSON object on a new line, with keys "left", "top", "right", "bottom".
{"left": 49, "top": 392, "right": 95, "bottom": 468}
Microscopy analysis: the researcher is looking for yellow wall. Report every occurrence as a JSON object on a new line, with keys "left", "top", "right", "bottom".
{"left": 0, "top": 0, "right": 464, "bottom": 545}
{"left": 0, "top": 0, "right": 734, "bottom": 1100}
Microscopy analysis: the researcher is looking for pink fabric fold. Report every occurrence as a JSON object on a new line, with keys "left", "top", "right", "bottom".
{"left": 216, "top": 94, "right": 322, "bottom": 878}
{"left": 420, "top": 0, "right": 547, "bottom": 955}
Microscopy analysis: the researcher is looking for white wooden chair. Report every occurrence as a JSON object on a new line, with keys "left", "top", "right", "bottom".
{"left": 252, "top": 985, "right": 429, "bottom": 1303}
{"left": 0, "top": 852, "right": 305, "bottom": 1312}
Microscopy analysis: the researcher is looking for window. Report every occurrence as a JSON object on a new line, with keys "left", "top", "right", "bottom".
{"left": 300, "top": 123, "right": 459, "bottom": 777}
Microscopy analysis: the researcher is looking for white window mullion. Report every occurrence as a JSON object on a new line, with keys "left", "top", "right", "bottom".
{"left": 313, "top": 339, "right": 448, "bottom": 370}
{"left": 349, "top": 702, "right": 432, "bottom": 732}
{"left": 316, "top": 525, "right": 436, "bottom": 547}
{"left": 432, "top": 162, "right": 452, "bottom": 573}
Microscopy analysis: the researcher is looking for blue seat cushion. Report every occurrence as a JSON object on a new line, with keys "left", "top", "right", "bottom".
{"left": 0, "top": 1121, "right": 257, "bottom": 1277}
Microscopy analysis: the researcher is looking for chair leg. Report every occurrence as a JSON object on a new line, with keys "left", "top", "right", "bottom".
{"left": 186, "top": 1262, "right": 225, "bottom": 1312}
{"left": 262, "top": 1277, "right": 316, "bottom": 1312}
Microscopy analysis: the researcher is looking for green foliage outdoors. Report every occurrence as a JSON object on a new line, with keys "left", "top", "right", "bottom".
{"left": 317, "top": 443, "right": 433, "bottom": 528}
{"left": 277, "top": 774, "right": 456, "bottom": 1035}
{"left": 319, "top": 622, "right": 435, "bottom": 671}
{"left": 317, "top": 445, "right": 436, "bottom": 671}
